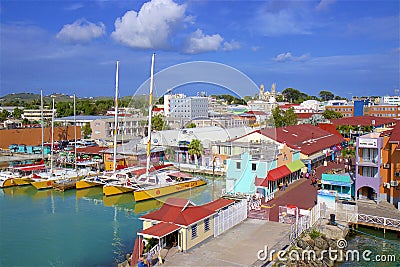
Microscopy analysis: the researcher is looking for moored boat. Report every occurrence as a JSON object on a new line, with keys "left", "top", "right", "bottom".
{"left": 133, "top": 170, "right": 207, "bottom": 202}
{"left": 12, "top": 164, "right": 47, "bottom": 186}
{"left": 0, "top": 171, "right": 21, "bottom": 188}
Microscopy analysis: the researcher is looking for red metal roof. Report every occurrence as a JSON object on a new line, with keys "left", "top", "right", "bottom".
{"left": 76, "top": 146, "right": 105, "bottom": 154}
{"left": 201, "top": 198, "right": 235, "bottom": 211}
{"left": 389, "top": 122, "right": 400, "bottom": 145}
{"left": 318, "top": 123, "right": 344, "bottom": 138}
{"left": 331, "top": 116, "right": 396, "bottom": 127}
{"left": 254, "top": 177, "right": 265, "bottom": 187}
{"left": 141, "top": 198, "right": 233, "bottom": 227}
{"left": 296, "top": 113, "right": 316, "bottom": 120}
{"left": 260, "top": 124, "right": 345, "bottom": 156}
{"left": 263, "top": 165, "right": 291, "bottom": 184}
{"left": 139, "top": 222, "right": 180, "bottom": 238}
{"left": 164, "top": 197, "right": 192, "bottom": 207}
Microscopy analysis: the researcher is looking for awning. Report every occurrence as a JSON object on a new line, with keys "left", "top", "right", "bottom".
{"left": 261, "top": 165, "right": 291, "bottom": 186}
{"left": 254, "top": 177, "right": 266, "bottom": 187}
{"left": 286, "top": 160, "right": 305, "bottom": 172}
{"left": 138, "top": 222, "right": 180, "bottom": 239}
{"left": 14, "top": 164, "right": 46, "bottom": 172}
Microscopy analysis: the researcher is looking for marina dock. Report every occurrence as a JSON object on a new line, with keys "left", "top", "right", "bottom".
{"left": 52, "top": 180, "right": 77, "bottom": 191}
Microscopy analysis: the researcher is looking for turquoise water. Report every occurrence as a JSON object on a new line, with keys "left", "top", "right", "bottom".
{"left": 0, "top": 178, "right": 223, "bottom": 266}
{"left": 341, "top": 226, "right": 400, "bottom": 267}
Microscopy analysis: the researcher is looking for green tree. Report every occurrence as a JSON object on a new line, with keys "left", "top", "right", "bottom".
{"left": 283, "top": 107, "right": 298, "bottom": 126}
{"left": 188, "top": 139, "right": 203, "bottom": 162}
{"left": 186, "top": 122, "right": 196, "bottom": 128}
{"left": 319, "top": 90, "right": 335, "bottom": 101}
{"left": 281, "top": 88, "right": 307, "bottom": 103}
{"left": 272, "top": 106, "right": 284, "bottom": 127}
{"left": 22, "top": 118, "right": 30, "bottom": 125}
{"left": 82, "top": 122, "right": 92, "bottom": 138}
{"left": 323, "top": 110, "right": 343, "bottom": 120}
{"left": 0, "top": 110, "right": 10, "bottom": 122}
{"left": 151, "top": 114, "right": 166, "bottom": 131}
{"left": 12, "top": 107, "right": 24, "bottom": 119}
{"left": 56, "top": 101, "right": 73, "bottom": 117}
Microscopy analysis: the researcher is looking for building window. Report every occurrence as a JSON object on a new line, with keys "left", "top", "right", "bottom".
{"left": 252, "top": 163, "right": 256, "bottom": 171}
{"left": 191, "top": 224, "right": 197, "bottom": 239}
{"left": 204, "top": 218, "right": 210, "bottom": 232}
{"left": 236, "top": 162, "right": 241, "bottom": 169}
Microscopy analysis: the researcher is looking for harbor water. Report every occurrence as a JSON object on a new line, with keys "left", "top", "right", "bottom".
{"left": 0, "top": 177, "right": 223, "bottom": 266}
{"left": 340, "top": 226, "right": 400, "bottom": 267}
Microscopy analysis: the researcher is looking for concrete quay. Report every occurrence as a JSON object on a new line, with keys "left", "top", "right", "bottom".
{"left": 161, "top": 219, "right": 291, "bottom": 267}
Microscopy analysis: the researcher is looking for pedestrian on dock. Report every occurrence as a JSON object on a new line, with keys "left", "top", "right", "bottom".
{"left": 146, "top": 251, "right": 153, "bottom": 267}
{"left": 138, "top": 257, "right": 146, "bottom": 267}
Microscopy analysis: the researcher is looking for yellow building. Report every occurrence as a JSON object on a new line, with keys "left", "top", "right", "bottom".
{"left": 138, "top": 198, "right": 236, "bottom": 252}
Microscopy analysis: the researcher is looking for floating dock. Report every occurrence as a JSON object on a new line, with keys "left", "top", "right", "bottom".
{"left": 52, "top": 180, "right": 76, "bottom": 191}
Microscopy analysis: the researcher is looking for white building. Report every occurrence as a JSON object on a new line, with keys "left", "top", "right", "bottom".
{"left": 382, "top": 96, "right": 400, "bottom": 105}
{"left": 23, "top": 108, "right": 54, "bottom": 121}
{"left": 164, "top": 93, "right": 186, "bottom": 117}
{"left": 300, "top": 100, "right": 322, "bottom": 112}
{"left": 170, "top": 96, "right": 208, "bottom": 120}
{"left": 247, "top": 100, "right": 277, "bottom": 113}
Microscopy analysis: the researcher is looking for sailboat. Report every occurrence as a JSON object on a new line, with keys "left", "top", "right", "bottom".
{"left": 9, "top": 90, "right": 47, "bottom": 187}
{"left": 29, "top": 98, "right": 86, "bottom": 190}
{"left": 131, "top": 53, "right": 207, "bottom": 202}
{"left": 76, "top": 61, "right": 124, "bottom": 190}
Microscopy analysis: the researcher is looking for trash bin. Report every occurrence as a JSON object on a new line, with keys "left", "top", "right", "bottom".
{"left": 330, "top": 214, "right": 336, "bottom": 225}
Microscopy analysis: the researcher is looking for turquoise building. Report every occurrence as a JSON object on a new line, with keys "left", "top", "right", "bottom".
{"left": 321, "top": 173, "right": 354, "bottom": 200}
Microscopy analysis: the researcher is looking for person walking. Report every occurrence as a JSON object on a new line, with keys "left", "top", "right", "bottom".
{"left": 146, "top": 251, "right": 153, "bottom": 267}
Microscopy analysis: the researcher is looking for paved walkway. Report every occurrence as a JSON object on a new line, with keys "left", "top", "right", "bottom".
{"left": 265, "top": 160, "right": 348, "bottom": 222}
{"left": 161, "top": 219, "right": 291, "bottom": 267}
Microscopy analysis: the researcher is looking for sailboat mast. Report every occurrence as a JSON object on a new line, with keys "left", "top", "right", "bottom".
{"left": 146, "top": 53, "right": 155, "bottom": 177}
{"left": 50, "top": 98, "right": 55, "bottom": 174}
{"left": 41, "top": 89, "right": 44, "bottom": 159}
{"left": 74, "top": 93, "right": 77, "bottom": 170}
{"left": 113, "top": 61, "right": 120, "bottom": 172}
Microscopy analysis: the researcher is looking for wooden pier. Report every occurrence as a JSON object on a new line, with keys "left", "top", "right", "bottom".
{"left": 52, "top": 180, "right": 76, "bottom": 191}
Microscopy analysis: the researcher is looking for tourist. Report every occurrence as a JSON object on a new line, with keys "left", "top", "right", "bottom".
{"left": 147, "top": 251, "right": 153, "bottom": 267}
{"left": 138, "top": 257, "right": 146, "bottom": 267}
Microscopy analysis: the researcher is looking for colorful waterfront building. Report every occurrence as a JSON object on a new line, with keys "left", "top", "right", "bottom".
{"left": 137, "top": 197, "right": 245, "bottom": 253}
{"left": 355, "top": 122, "right": 400, "bottom": 208}
{"left": 320, "top": 173, "right": 354, "bottom": 200}
{"left": 225, "top": 143, "right": 305, "bottom": 200}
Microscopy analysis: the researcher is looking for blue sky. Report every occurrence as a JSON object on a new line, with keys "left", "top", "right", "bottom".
{"left": 1, "top": 0, "right": 399, "bottom": 99}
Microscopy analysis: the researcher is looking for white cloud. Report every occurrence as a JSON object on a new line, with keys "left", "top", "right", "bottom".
{"left": 223, "top": 40, "right": 240, "bottom": 51}
{"left": 183, "top": 29, "right": 240, "bottom": 54}
{"left": 274, "top": 52, "right": 310, "bottom": 62}
{"left": 111, "top": 0, "right": 187, "bottom": 49}
{"left": 183, "top": 29, "right": 223, "bottom": 54}
{"left": 56, "top": 19, "right": 105, "bottom": 44}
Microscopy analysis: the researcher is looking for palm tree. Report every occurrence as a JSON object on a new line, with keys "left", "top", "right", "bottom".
{"left": 188, "top": 139, "right": 203, "bottom": 164}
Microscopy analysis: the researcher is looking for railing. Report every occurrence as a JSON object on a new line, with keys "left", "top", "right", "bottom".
{"left": 357, "top": 214, "right": 400, "bottom": 230}
{"left": 148, "top": 243, "right": 161, "bottom": 256}
{"left": 266, "top": 193, "right": 274, "bottom": 202}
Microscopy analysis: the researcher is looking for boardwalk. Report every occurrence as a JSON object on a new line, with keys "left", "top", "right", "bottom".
{"left": 161, "top": 219, "right": 291, "bottom": 267}
{"left": 264, "top": 160, "right": 348, "bottom": 222}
